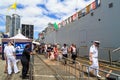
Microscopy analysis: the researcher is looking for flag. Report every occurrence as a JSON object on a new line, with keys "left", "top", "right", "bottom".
{"left": 68, "top": 16, "right": 72, "bottom": 23}
{"left": 39, "top": 33, "right": 43, "bottom": 37}
{"left": 61, "top": 21, "right": 65, "bottom": 27}
{"left": 58, "top": 23, "right": 61, "bottom": 28}
{"left": 91, "top": 1, "right": 96, "bottom": 10}
{"left": 72, "top": 12, "right": 78, "bottom": 21}
{"left": 8, "top": 2, "right": 17, "bottom": 10}
{"left": 78, "top": 11, "right": 82, "bottom": 19}
{"left": 65, "top": 19, "right": 69, "bottom": 24}
{"left": 86, "top": 4, "right": 90, "bottom": 14}
{"left": 53, "top": 22, "right": 59, "bottom": 30}
{"left": 65, "top": 19, "right": 67, "bottom": 25}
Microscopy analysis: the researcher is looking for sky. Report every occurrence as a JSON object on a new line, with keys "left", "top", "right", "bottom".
{"left": 0, "top": 0, "right": 95, "bottom": 39}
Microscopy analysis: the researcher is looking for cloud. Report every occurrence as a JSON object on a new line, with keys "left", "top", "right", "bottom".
{"left": 0, "top": 0, "right": 95, "bottom": 38}
{"left": 0, "top": 15, "right": 5, "bottom": 32}
{"left": 0, "top": 25, "right": 5, "bottom": 32}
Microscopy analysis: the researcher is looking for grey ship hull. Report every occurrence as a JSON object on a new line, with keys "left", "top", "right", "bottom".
{"left": 44, "top": 0, "right": 120, "bottom": 61}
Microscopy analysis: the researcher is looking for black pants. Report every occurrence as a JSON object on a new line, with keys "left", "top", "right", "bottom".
{"left": 21, "top": 59, "right": 29, "bottom": 78}
{"left": 62, "top": 54, "right": 68, "bottom": 64}
{"left": 106, "top": 77, "right": 116, "bottom": 80}
{"left": 71, "top": 53, "right": 77, "bottom": 63}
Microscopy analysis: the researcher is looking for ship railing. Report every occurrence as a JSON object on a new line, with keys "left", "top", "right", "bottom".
{"left": 59, "top": 56, "right": 120, "bottom": 80}
{"left": 77, "top": 46, "right": 120, "bottom": 66}
{"left": 80, "top": 63, "right": 120, "bottom": 80}
{"left": 55, "top": 56, "right": 81, "bottom": 80}
{"left": 112, "top": 47, "right": 120, "bottom": 52}
{"left": 29, "top": 53, "right": 120, "bottom": 80}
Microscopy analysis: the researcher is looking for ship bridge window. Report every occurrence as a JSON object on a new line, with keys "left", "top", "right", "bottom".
{"left": 109, "top": 2, "right": 113, "bottom": 8}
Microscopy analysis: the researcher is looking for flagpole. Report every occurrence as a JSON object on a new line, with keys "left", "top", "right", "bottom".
{"left": 15, "top": 0, "right": 17, "bottom": 14}
{"left": 14, "top": 0, "right": 17, "bottom": 48}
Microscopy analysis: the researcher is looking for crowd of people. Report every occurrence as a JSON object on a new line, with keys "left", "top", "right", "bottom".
{"left": 37, "top": 43, "right": 77, "bottom": 64}
{"left": 33, "top": 43, "right": 77, "bottom": 63}
{"left": 3, "top": 41, "right": 115, "bottom": 80}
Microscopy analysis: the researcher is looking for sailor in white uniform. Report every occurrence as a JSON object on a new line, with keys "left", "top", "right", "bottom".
{"left": 4, "top": 41, "right": 19, "bottom": 75}
{"left": 89, "top": 41, "right": 101, "bottom": 78}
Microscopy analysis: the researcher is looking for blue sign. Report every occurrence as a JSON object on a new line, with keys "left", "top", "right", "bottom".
{"left": 15, "top": 42, "right": 32, "bottom": 56}
{"left": 2, "top": 42, "right": 32, "bottom": 59}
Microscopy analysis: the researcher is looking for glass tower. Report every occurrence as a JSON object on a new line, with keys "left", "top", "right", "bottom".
{"left": 11, "top": 14, "right": 20, "bottom": 37}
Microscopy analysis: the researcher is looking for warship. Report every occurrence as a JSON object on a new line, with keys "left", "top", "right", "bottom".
{"left": 43, "top": 0, "right": 120, "bottom": 62}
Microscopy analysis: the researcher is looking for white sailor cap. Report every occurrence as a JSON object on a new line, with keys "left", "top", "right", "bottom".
{"left": 94, "top": 41, "right": 100, "bottom": 44}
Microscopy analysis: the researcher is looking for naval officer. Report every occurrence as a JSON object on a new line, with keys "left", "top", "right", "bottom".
{"left": 89, "top": 41, "right": 101, "bottom": 78}
{"left": 4, "top": 41, "right": 19, "bottom": 75}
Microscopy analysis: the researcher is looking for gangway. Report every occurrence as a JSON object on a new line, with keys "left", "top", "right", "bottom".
{"left": 29, "top": 54, "right": 120, "bottom": 80}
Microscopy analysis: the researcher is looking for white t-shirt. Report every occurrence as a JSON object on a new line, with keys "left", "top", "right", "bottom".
{"left": 61, "top": 46, "right": 68, "bottom": 54}
{"left": 4, "top": 45, "right": 15, "bottom": 57}
{"left": 71, "top": 47, "right": 76, "bottom": 53}
{"left": 89, "top": 45, "right": 98, "bottom": 58}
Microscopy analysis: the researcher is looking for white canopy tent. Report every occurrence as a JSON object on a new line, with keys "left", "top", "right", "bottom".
{"left": 10, "top": 33, "right": 29, "bottom": 39}
{"left": 32, "top": 41, "right": 40, "bottom": 45}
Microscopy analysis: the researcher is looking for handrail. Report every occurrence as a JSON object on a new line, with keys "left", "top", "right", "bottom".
{"left": 61, "top": 56, "right": 120, "bottom": 80}
{"left": 29, "top": 55, "right": 34, "bottom": 80}
{"left": 112, "top": 47, "right": 120, "bottom": 52}
{"left": 81, "top": 63, "right": 120, "bottom": 80}
{"left": 59, "top": 56, "right": 81, "bottom": 80}
{"left": 29, "top": 53, "right": 120, "bottom": 80}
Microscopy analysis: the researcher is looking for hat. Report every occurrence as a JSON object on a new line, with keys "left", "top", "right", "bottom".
{"left": 94, "top": 41, "right": 100, "bottom": 44}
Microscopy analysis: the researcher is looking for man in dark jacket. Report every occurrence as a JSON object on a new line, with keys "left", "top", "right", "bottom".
{"left": 21, "top": 44, "right": 31, "bottom": 79}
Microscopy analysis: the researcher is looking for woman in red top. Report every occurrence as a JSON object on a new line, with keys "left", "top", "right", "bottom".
{"left": 53, "top": 45, "right": 58, "bottom": 60}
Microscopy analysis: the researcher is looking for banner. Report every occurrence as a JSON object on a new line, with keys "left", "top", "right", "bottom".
{"left": 15, "top": 42, "right": 31, "bottom": 55}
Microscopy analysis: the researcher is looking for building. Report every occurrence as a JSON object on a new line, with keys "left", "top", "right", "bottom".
{"left": 10, "top": 14, "right": 20, "bottom": 37}
{"left": 0, "top": 32, "right": 3, "bottom": 45}
{"left": 21, "top": 24, "right": 34, "bottom": 39}
{"left": 6, "top": 15, "right": 12, "bottom": 34}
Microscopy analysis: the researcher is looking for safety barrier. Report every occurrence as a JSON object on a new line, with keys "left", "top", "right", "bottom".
{"left": 55, "top": 57, "right": 81, "bottom": 80}
{"left": 29, "top": 55, "right": 34, "bottom": 80}
{"left": 29, "top": 53, "right": 120, "bottom": 80}
{"left": 77, "top": 46, "right": 120, "bottom": 66}
{"left": 80, "top": 63, "right": 120, "bottom": 80}
{"left": 60, "top": 56, "right": 120, "bottom": 80}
